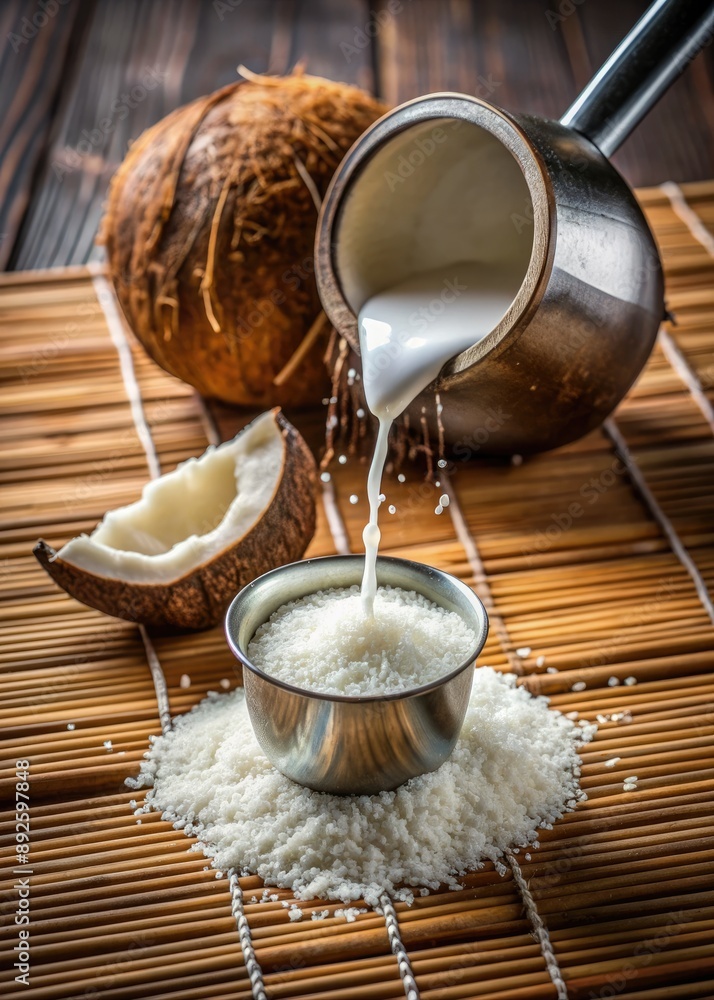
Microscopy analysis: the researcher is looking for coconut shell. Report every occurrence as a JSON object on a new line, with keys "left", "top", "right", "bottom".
{"left": 34, "top": 412, "right": 317, "bottom": 630}
{"left": 99, "top": 72, "right": 386, "bottom": 407}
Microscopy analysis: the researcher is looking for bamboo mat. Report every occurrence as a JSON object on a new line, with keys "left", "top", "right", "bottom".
{"left": 1, "top": 179, "right": 714, "bottom": 1000}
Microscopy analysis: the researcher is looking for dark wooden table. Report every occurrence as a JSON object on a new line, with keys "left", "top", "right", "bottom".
{"left": 1, "top": 0, "right": 713, "bottom": 273}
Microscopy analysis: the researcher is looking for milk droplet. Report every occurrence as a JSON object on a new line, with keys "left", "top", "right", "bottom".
{"left": 66, "top": 722, "right": 75, "bottom": 731}
{"left": 439, "top": 494, "right": 449, "bottom": 507}
{"left": 330, "top": 396, "right": 338, "bottom": 404}
{"left": 378, "top": 493, "right": 386, "bottom": 503}
{"left": 349, "top": 494, "right": 359, "bottom": 504}
{"left": 437, "top": 459, "right": 447, "bottom": 468}
{"left": 320, "top": 471, "right": 331, "bottom": 482}
{"left": 397, "top": 474, "right": 406, "bottom": 483}
{"left": 338, "top": 455, "right": 347, "bottom": 465}
{"left": 435, "top": 505, "right": 443, "bottom": 515}
{"left": 356, "top": 408, "right": 365, "bottom": 419}
{"left": 388, "top": 505, "right": 396, "bottom": 514}
{"left": 180, "top": 674, "right": 191, "bottom": 688}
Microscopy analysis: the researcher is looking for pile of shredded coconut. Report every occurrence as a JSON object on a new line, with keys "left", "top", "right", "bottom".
{"left": 247, "top": 584, "right": 477, "bottom": 696}
{"left": 129, "top": 668, "right": 594, "bottom": 906}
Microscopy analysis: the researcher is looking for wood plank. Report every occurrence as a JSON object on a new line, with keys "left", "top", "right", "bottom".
{"left": 564, "top": 0, "right": 714, "bottom": 185}
{"left": 376, "top": 0, "right": 714, "bottom": 186}
{"left": 6, "top": 0, "right": 714, "bottom": 271}
{"left": 0, "top": 0, "right": 86, "bottom": 269}
{"left": 8, "top": 0, "right": 377, "bottom": 271}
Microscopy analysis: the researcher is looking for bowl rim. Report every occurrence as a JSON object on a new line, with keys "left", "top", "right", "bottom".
{"left": 224, "top": 554, "right": 490, "bottom": 704}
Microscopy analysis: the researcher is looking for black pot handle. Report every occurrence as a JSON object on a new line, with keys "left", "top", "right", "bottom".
{"left": 560, "top": 0, "right": 714, "bottom": 156}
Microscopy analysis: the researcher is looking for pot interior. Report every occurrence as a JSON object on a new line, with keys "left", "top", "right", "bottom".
{"left": 335, "top": 114, "right": 535, "bottom": 323}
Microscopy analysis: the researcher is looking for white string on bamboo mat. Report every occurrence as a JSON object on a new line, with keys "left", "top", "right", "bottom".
{"left": 442, "top": 470, "right": 568, "bottom": 989}
{"left": 505, "top": 850, "right": 569, "bottom": 999}
{"left": 138, "top": 625, "right": 172, "bottom": 735}
{"left": 92, "top": 274, "right": 161, "bottom": 480}
{"left": 658, "top": 327, "right": 714, "bottom": 436}
{"left": 381, "top": 894, "right": 420, "bottom": 1000}
{"left": 94, "top": 274, "right": 171, "bottom": 713}
{"left": 194, "top": 392, "right": 222, "bottom": 447}
{"left": 322, "top": 476, "right": 352, "bottom": 555}
{"left": 230, "top": 872, "right": 268, "bottom": 1000}
{"left": 603, "top": 417, "right": 714, "bottom": 625}
{"left": 660, "top": 181, "right": 714, "bottom": 258}
{"left": 93, "top": 274, "right": 173, "bottom": 734}
{"left": 657, "top": 184, "right": 714, "bottom": 433}
{"left": 95, "top": 272, "right": 270, "bottom": 998}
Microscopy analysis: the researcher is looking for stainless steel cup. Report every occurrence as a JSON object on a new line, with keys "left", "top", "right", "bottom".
{"left": 224, "top": 554, "right": 489, "bottom": 795}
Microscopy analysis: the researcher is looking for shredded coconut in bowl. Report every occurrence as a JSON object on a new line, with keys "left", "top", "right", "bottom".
{"left": 247, "top": 584, "right": 477, "bottom": 696}
{"left": 130, "top": 668, "right": 595, "bottom": 907}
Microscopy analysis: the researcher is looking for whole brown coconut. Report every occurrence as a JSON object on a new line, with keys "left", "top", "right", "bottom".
{"left": 100, "top": 71, "right": 386, "bottom": 407}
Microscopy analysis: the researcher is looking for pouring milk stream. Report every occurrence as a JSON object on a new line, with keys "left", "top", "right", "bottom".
{"left": 358, "top": 260, "right": 519, "bottom": 615}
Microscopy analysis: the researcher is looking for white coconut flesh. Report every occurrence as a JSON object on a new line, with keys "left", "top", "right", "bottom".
{"left": 54, "top": 412, "right": 285, "bottom": 584}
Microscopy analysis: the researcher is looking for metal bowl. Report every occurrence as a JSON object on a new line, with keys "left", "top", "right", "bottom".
{"left": 225, "top": 554, "right": 489, "bottom": 795}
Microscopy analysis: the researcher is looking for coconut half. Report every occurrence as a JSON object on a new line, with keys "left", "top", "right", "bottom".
{"left": 34, "top": 410, "right": 317, "bottom": 629}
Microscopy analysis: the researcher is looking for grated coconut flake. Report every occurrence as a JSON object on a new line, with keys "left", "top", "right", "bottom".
{"left": 131, "top": 668, "right": 594, "bottom": 907}
{"left": 247, "top": 585, "right": 477, "bottom": 696}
